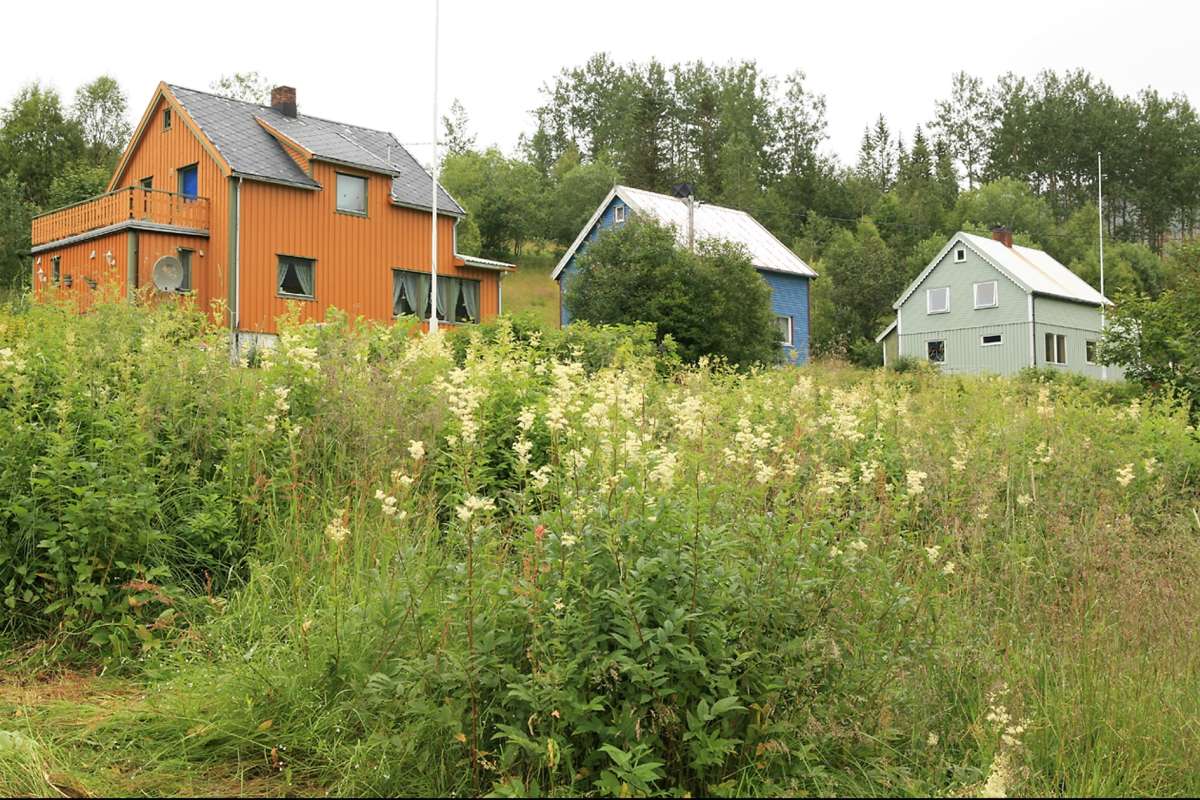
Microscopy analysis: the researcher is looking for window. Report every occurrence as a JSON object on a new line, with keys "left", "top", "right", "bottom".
{"left": 177, "top": 164, "right": 198, "bottom": 199}
{"left": 177, "top": 249, "right": 193, "bottom": 293}
{"left": 614, "top": 205, "right": 626, "bottom": 224}
{"left": 954, "top": 247, "right": 966, "bottom": 263}
{"left": 1086, "top": 340, "right": 1098, "bottom": 365}
{"left": 163, "top": 108, "right": 172, "bottom": 130}
{"left": 974, "top": 280, "right": 998, "bottom": 309}
{"left": 776, "top": 315, "right": 794, "bottom": 347}
{"left": 392, "top": 270, "right": 480, "bottom": 324}
{"left": 336, "top": 173, "right": 368, "bottom": 215}
{"left": 927, "top": 340, "right": 945, "bottom": 363}
{"left": 927, "top": 286, "right": 950, "bottom": 314}
{"left": 981, "top": 333, "right": 1003, "bottom": 346}
{"left": 51, "top": 256, "right": 60, "bottom": 285}
{"left": 277, "top": 256, "right": 315, "bottom": 299}
{"left": 1045, "top": 332, "right": 1067, "bottom": 365}
{"left": 140, "top": 176, "right": 153, "bottom": 190}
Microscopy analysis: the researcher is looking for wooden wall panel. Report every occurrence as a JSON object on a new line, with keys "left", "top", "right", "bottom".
{"left": 32, "top": 232, "right": 128, "bottom": 311}
{"left": 237, "top": 162, "right": 503, "bottom": 334}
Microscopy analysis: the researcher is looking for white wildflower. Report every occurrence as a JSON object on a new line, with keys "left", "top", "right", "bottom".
{"left": 1116, "top": 463, "right": 1135, "bottom": 487}
{"left": 408, "top": 440, "right": 426, "bottom": 461}
{"left": 455, "top": 494, "right": 496, "bottom": 523}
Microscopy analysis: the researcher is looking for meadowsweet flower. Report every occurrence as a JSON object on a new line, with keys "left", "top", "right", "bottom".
{"left": 1143, "top": 456, "right": 1158, "bottom": 475}
{"left": 828, "top": 545, "right": 843, "bottom": 559}
{"left": 951, "top": 456, "right": 967, "bottom": 472}
{"left": 553, "top": 599, "right": 565, "bottom": 612}
{"left": 517, "top": 407, "right": 537, "bottom": 432}
{"left": 273, "top": 385, "right": 290, "bottom": 412}
{"left": 325, "top": 509, "right": 350, "bottom": 545}
{"left": 455, "top": 494, "right": 496, "bottom": 523}
{"left": 848, "top": 539, "right": 868, "bottom": 553}
{"left": 942, "top": 561, "right": 956, "bottom": 575}
{"left": 926, "top": 732, "right": 939, "bottom": 747}
{"left": 560, "top": 532, "right": 578, "bottom": 548}
{"left": 906, "top": 470, "right": 928, "bottom": 495}
{"left": 649, "top": 450, "right": 678, "bottom": 487}
{"left": 1016, "top": 493, "right": 1032, "bottom": 507}
{"left": 408, "top": 440, "right": 426, "bottom": 461}
{"left": 531, "top": 465, "right": 553, "bottom": 490}
{"left": 754, "top": 460, "right": 776, "bottom": 485}
{"left": 513, "top": 437, "right": 534, "bottom": 468}
{"left": 925, "top": 545, "right": 941, "bottom": 563}
{"left": 1116, "top": 463, "right": 1135, "bottom": 487}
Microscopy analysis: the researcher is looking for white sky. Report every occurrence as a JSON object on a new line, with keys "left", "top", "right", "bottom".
{"left": 3, "top": 0, "right": 1197, "bottom": 170}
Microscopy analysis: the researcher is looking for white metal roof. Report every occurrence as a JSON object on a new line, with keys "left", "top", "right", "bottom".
{"left": 894, "top": 231, "right": 1111, "bottom": 309}
{"left": 551, "top": 185, "right": 817, "bottom": 280}
{"left": 457, "top": 253, "right": 515, "bottom": 271}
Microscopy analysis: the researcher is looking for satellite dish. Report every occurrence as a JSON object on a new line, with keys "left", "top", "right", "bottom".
{"left": 152, "top": 255, "right": 183, "bottom": 291}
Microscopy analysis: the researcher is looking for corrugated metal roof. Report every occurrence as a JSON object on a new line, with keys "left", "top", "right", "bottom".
{"left": 457, "top": 253, "right": 515, "bottom": 271}
{"left": 960, "top": 232, "right": 1110, "bottom": 306}
{"left": 168, "top": 84, "right": 463, "bottom": 215}
{"left": 618, "top": 186, "right": 817, "bottom": 277}
{"left": 550, "top": 185, "right": 816, "bottom": 280}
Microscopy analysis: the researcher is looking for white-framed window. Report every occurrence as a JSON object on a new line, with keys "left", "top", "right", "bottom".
{"left": 927, "top": 286, "right": 950, "bottom": 314}
{"left": 954, "top": 247, "right": 966, "bottom": 263}
{"left": 614, "top": 205, "right": 626, "bottom": 224}
{"left": 336, "top": 173, "right": 368, "bottom": 215}
{"left": 981, "top": 333, "right": 1003, "bottom": 346}
{"left": 776, "top": 315, "right": 793, "bottom": 347}
{"left": 1086, "top": 340, "right": 1098, "bottom": 365}
{"left": 1045, "top": 332, "right": 1067, "bottom": 365}
{"left": 974, "top": 280, "right": 998, "bottom": 309}
{"left": 278, "top": 255, "right": 316, "bottom": 300}
{"left": 927, "top": 340, "right": 945, "bottom": 363}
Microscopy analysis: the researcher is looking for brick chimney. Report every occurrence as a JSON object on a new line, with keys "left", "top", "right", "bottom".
{"left": 990, "top": 225, "right": 1013, "bottom": 248}
{"left": 270, "top": 86, "right": 297, "bottom": 118}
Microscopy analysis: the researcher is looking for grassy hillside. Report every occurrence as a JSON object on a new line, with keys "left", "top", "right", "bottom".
{"left": 1, "top": 298, "right": 1199, "bottom": 797}
{"left": 503, "top": 250, "right": 560, "bottom": 328}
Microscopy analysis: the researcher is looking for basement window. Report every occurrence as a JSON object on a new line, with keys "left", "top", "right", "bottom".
{"left": 1045, "top": 332, "right": 1067, "bottom": 365}
{"left": 277, "top": 255, "right": 316, "bottom": 300}
{"left": 776, "top": 315, "right": 794, "bottom": 347}
{"left": 981, "top": 334, "right": 1003, "bottom": 346}
{"left": 927, "top": 286, "right": 950, "bottom": 314}
{"left": 927, "top": 340, "right": 945, "bottom": 363}
{"left": 336, "top": 173, "right": 368, "bottom": 215}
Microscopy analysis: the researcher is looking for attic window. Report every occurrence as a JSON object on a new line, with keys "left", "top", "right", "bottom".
{"left": 927, "top": 286, "right": 950, "bottom": 314}
{"left": 974, "top": 280, "right": 998, "bottom": 309}
{"left": 614, "top": 205, "right": 626, "bottom": 224}
{"left": 336, "top": 173, "right": 368, "bottom": 216}
{"left": 163, "top": 108, "right": 172, "bottom": 130}
{"left": 954, "top": 247, "right": 966, "bottom": 263}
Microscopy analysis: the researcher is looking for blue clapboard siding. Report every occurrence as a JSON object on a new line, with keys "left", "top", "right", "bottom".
{"left": 556, "top": 194, "right": 812, "bottom": 364}
{"left": 760, "top": 269, "right": 810, "bottom": 364}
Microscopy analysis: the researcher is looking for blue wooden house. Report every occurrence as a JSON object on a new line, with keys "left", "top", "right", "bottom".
{"left": 550, "top": 185, "right": 818, "bottom": 363}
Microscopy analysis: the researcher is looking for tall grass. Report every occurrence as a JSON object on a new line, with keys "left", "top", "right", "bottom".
{"left": 1, "top": 297, "right": 1198, "bottom": 796}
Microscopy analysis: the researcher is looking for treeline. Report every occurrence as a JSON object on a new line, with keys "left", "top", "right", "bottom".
{"left": 0, "top": 77, "right": 131, "bottom": 287}
{"left": 438, "top": 55, "right": 1200, "bottom": 359}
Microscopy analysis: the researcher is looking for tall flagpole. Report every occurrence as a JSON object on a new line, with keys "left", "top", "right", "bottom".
{"left": 429, "top": 0, "right": 440, "bottom": 333}
{"left": 1098, "top": 152, "right": 1107, "bottom": 380}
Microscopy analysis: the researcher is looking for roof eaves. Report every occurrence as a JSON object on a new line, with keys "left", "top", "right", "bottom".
{"left": 231, "top": 170, "right": 321, "bottom": 190}
{"left": 550, "top": 185, "right": 621, "bottom": 280}
{"left": 389, "top": 196, "right": 465, "bottom": 217}
{"left": 874, "top": 319, "right": 898, "bottom": 343}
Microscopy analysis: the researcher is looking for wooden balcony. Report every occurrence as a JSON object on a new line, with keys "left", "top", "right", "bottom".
{"left": 31, "top": 186, "right": 210, "bottom": 247}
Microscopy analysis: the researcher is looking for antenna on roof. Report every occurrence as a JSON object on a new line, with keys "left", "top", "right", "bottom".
{"left": 671, "top": 183, "right": 697, "bottom": 252}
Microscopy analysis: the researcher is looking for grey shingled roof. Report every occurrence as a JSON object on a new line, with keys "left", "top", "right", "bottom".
{"left": 168, "top": 84, "right": 463, "bottom": 215}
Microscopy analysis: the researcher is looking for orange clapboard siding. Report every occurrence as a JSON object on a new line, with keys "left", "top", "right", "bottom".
{"left": 237, "top": 161, "right": 499, "bottom": 334}
{"left": 32, "top": 232, "right": 129, "bottom": 311}
{"left": 111, "top": 94, "right": 227, "bottom": 323}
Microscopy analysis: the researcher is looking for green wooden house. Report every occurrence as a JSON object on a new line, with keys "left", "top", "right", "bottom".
{"left": 876, "top": 227, "right": 1121, "bottom": 379}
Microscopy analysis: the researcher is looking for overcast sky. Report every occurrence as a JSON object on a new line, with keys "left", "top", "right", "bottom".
{"left": 4, "top": 1, "right": 1197, "bottom": 169}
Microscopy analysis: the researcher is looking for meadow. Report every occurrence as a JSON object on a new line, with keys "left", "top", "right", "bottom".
{"left": 1, "top": 297, "right": 1199, "bottom": 797}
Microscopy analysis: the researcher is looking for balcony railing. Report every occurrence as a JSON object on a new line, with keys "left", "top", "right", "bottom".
{"left": 31, "top": 186, "right": 210, "bottom": 246}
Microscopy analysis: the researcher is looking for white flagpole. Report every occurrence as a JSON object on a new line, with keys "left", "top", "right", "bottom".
{"left": 428, "top": 0, "right": 440, "bottom": 333}
{"left": 1098, "top": 152, "right": 1107, "bottom": 380}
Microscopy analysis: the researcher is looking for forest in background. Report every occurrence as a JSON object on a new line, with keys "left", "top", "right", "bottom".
{"left": 2, "top": 60, "right": 1199, "bottom": 358}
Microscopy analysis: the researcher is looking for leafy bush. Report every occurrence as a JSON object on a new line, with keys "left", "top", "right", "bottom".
{"left": 562, "top": 218, "right": 781, "bottom": 368}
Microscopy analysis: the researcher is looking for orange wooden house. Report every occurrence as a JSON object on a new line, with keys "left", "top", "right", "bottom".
{"left": 30, "top": 83, "right": 512, "bottom": 348}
